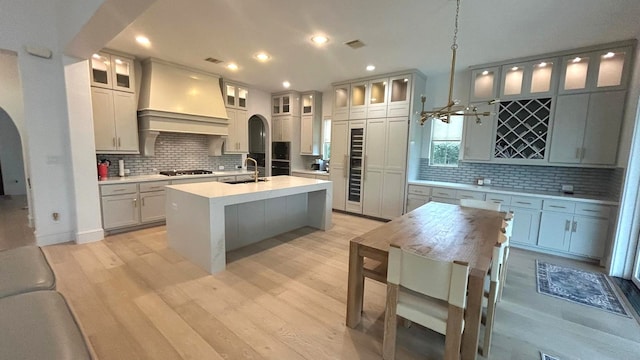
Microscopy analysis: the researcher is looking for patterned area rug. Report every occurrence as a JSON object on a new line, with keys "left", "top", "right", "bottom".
{"left": 536, "top": 261, "right": 629, "bottom": 317}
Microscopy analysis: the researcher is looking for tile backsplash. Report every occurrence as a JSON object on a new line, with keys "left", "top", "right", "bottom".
{"left": 97, "top": 132, "right": 242, "bottom": 177}
{"left": 418, "top": 158, "right": 624, "bottom": 199}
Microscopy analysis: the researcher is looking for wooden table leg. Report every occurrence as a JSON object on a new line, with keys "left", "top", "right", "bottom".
{"left": 346, "top": 241, "right": 364, "bottom": 328}
{"left": 461, "top": 268, "right": 484, "bottom": 360}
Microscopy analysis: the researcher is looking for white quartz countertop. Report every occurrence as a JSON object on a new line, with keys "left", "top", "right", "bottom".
{"left": 291, "top": 169, "right": 330, "bottom": 176}
{"left": 166, "top": 175, "right": 330, "bottom": 200}
{"left": 98, "top": 170, "right": 253, "bottom": 185}
{"left": 408, "top": 180, "right": 619, "bottom": 206}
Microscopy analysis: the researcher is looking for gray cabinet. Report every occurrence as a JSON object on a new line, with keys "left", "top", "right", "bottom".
{"left": 549, "top": 91, "right": 625, "bottom": 165}
{"left": 92, "top": 88, "right": 139, "bottom": 153}
{"left": 462, "top": 103, "right": 496, "bottom": 161}
{"left": 225, "top": 108, "right": 249, "bottom": 153}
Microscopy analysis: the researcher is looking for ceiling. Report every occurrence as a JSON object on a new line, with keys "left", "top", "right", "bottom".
{"left": 106, "top": 0, "right": 640, "bottom": 93}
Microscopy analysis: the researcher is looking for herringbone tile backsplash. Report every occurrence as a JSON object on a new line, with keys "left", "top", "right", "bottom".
{"left": 418, "top": 158, "right": 624, "bottom": 199}
{"left": 97, "top": 132, "right": 242, "bottom": 177}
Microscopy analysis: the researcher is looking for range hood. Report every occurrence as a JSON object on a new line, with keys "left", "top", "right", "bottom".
{"left": 137, "top": 58, "right": 228, "bottom": 156}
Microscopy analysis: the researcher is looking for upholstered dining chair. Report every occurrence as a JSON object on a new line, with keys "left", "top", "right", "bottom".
{"left": 481, "top": 242, "right": 506, "bottom": 357}
{"left": 382, "top": 244, "right": 469, "bottom": 360}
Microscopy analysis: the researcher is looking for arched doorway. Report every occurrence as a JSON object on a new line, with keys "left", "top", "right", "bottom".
{"left": 248, "top": 114, "right": 270, "bottom": 176}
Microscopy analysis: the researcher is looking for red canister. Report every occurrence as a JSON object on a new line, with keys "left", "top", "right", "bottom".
{"left": 98, "top": 163, "right": 109, "bottom": 180}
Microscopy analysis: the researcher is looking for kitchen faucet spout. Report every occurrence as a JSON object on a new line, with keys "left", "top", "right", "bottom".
{"left": 245, "top": 157, "right": 259, "bottom": 182}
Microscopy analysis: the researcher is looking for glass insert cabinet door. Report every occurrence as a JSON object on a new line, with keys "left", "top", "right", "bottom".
{"left": 302, "top": 93, "right": 313, "bottom": 114}
{"left": 368, "top": 79, "right": 386, "bottom": 105}
{"left": 111, "top": 56, "right": 133, "bottom": 91}
{"left": 90, "top": 53, "right": 112, "bottom": 88}
{"left": 500, "top": 60, "right": 555, "bottom": 99}
{"left": 238, "top": 87, "right": 248, "bottom": 109}
{"left": 225, "top": 84, "right": 236, "bottom": 107}
{"left": 470, "top": 67, "right": 499, "bottom": 102}
{"left": 559, "top": 46, "right": 631, "bottom": 93}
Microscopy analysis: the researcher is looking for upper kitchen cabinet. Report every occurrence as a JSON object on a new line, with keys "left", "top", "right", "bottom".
{"left": 272, "top": 91, "right": 300, "bottom": 116}
{"left": 461, "top": 103, "right": 497, "bottom": 161}
{"left": 90, "top": 51, "right": 135, "bottom": 93}
{"left": 222, "top": 80, "right": 248, "bottom": 110}
{"left": 366, "top": 77, "right": 388, "bottom": 118}
{"left": 349, "top": 81, "right": 368, "bottom": 119}
{"left": 300, "top": 91, "right": 322, "bottom": 155}
{"left": 92, "top": 87, "right": 139, "bottom": 153}
{"left": 224, "top": 108, "right": 249, "bottom": 154}
{"left": 500, "top": 59, "right": 557, "bottom": 99}
{"left": 549, "top": 91, "right": 626, "bottom": 165}
{"left": 559, "top": 45, "right": 632, "bottom": 94}
{"left": 333, "top": 83, "right": 350, "bottom": 121}
{"left": 387, "top": 74, "right": 412, "bottom": 117}
{"left": 469, "top": 66, "right": 499, "bottom": 102}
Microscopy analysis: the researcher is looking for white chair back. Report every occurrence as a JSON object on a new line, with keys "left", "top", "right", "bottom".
{"left": 460, "top": 198, "right": 501, "bottom": 211}
{"left": 387, "top": 244, "right": 469, "bottom": 309}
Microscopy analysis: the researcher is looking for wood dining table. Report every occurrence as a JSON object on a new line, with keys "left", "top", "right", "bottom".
{"left": 345, "top": 202, "right": 505, "bottom": 360}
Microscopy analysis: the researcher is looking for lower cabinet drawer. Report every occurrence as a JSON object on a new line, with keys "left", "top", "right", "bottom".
{"left": 236, "top": 174, "right": 255, "bottom": 181}
{"left": 101, "top": 183, "right": 137, "bottom": 196}
{"left": 218, "top": 176, "right": 236, "bottom": 183}
{"left": 139, "top": 181, "right": 170, "bottom": 193}
{"left": 510, "top": 196, "right": 543, "bottom": 210}
{"left": 486, "top": 193, "right": 512, "bottom": 205}
{"left": 543, "top": 200, "right": 576, "bottom": 213}
{"left": 575, "top": 203, "right": 611, "bottom": 218}
{"left": 408, "top": 185, "right": 431, "bottom": 196}
{"left": 456, "top": 190, "right": 486, "bottom": 201}
{"left": 430, "top": 187, "right": 456, "bottom": 199}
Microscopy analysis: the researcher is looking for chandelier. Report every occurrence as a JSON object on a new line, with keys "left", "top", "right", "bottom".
{"left": 419, "top": 0, "right": 495, "bottom": 125}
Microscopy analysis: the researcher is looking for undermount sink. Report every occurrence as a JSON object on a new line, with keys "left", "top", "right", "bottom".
{"left": 224, "top": 178, "right": 268, "bottom": 184}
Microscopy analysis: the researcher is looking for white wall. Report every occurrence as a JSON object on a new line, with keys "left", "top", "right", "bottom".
{"left": 64, "top": 57, "right": 104, "bottom": 243}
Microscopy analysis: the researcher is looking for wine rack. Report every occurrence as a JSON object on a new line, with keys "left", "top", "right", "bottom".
{"left": 348, "top": 128, "right": 364, "bottom": 202}
{"left": 494, "top": 98, "right": 551, "bottom": 160}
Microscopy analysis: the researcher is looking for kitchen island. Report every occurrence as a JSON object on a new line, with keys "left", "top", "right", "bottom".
{"left": 165, "top": 176, "right": 332, "bottom": 273}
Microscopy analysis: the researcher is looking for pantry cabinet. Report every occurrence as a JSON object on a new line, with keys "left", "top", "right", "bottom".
{"left": 225, "top": 108, "right": 249, "bottom": 153}
{"left": 92, "top": 88, "right": 139, "bottom": 153}
{"left": 329, "top": 121, "right": 349, "bottom": 211}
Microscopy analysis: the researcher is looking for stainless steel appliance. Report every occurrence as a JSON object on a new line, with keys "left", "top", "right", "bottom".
{"left": 272, "top": 141, "right": 290, "bottom": 160}
{"left": 271, "top": 160, "right": 290, "bottom": 176}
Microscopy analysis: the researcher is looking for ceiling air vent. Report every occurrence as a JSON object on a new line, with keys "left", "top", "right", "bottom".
{"left": 344, "top": 39, "right": 366, "bottom": 49}
{"left": 204, "top": 57, "right": 223, "bottom": 64}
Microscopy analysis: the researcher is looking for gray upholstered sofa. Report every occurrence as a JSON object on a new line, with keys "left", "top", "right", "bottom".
{"left": 0, "top": 246, "right": 92, "bottom": 359}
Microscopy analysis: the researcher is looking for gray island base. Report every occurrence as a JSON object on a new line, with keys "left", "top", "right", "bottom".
{"left": 165, "top": 176, "right": 332, "bottom": 274}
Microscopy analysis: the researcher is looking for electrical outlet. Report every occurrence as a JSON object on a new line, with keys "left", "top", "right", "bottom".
{"left": 218, "top": 165, "right": 224, "bottom": 170}
{"left": 236, "top": 165, "right": 242, "bottom": 169}
{"left": 52, "top": 212, "right": 60, "bottom": 222}
{"left": 562, "top": 184, "right": 574, "bottom": 194}
{"left": 484, "top": 179, "right": 491, "bottom": 185}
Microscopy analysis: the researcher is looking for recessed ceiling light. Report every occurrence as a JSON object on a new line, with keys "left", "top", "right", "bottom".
{"left": 572, "top": 57, "right": 582, "bottom": 63}
{"left": 603, "top": 52, "right": 615, "bottom": 59}
{"left": 366, "top": 65, "right": 375, "bottom": 71}
{"left": 227, "top": 63, "right": 238, "bottom": 71}
{"left": 255, "top": 52, "right": 271, "bottom": 62}
{"left": 283, "top": 81, "right": 291, "bottom": 88}
{"left": 311, "top": 35, "right": 329, "bottom": 45}
{"left": 135, "top": 36, "right": 151, "bottom": 47}
{"left": 481, "top": 70, "right": 489, "bottom": 75}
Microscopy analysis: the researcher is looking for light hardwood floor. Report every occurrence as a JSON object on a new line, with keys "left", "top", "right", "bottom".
{"left": 27, "top": 212, "right": 640, "bottom": 359}
{"left": 0, "top": 195, "right": 34, "bottom": 250}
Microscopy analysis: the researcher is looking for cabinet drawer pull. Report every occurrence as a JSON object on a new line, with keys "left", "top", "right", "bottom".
{"left": 565, "top": 220, "right": 570, "bottom": 231}
{"left": 133, "top": 199, "right": 137, "bottom": 208}
{"left": 118, "top": 137, "right": 121, "bottom": 147}
{"left": 548, "top": 205, "right": 566, "bottom": 209}
{"left": 113, "top": 189, "right": 126, "bottom": 192}
{"left": 436, "top": 192, "right": 448, "bottom": 196}
{"left": 344, "top": 155, "right": 348, "bottom": 179}
{"left": 515, "top": 201, "right": 531, "bottom": 205}
{"left": 460, "top": 195, "right": 472, "bottom": 199}
{"left": 142, "top": 198, "right": 145, "bottom": 206}
{"left": 488, "top": 199, "right": 503, "bottom": 202}
{"left": 150, "top": 186, "right": 162, "bottom": 189}
{"left": 113, "top": 137, "right": 116, "bottom": 147}
{"left": 575, "top": 147, "right": 580, "bottom": 159}
{"left": 582, "top": 209, "right": 600, "bottom": 213}
{"left": 572, "top": 221, "right": 577, "bottom": 232}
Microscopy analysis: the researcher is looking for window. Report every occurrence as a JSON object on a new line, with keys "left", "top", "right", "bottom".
{"left": 323, "top": 118, "right": 331, "bottom": 160}
{"left": 430, "top": 115, "right": 463, "bottom": 166}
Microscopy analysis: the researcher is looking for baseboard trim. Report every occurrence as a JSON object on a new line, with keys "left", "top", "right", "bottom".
{"left": 76, "top": 228, "right": 104, "bottom": 244}
{"left": 35, "top": 230, "right": 74, "bottom": 246}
